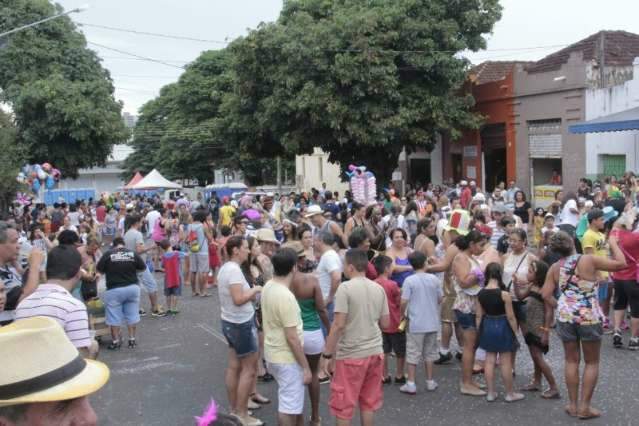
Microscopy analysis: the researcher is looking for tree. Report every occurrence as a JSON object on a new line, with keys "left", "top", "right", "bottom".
{"left": 0, "top": 0, "right": 129, "bottom": 178}
{"left": 0, "top": 110, "right": 24, "bottom": 214}
{"left": 224, "top": 0, "right": 502, "bottom": 183}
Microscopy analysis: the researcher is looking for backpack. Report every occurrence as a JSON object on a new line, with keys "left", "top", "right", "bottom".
{"left": 188, "top": 226, "right": 200, "bottom": 253}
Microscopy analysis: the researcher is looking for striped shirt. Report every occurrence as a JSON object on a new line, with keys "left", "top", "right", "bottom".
{"left": 15, "top": 284, "right": 92, "bottom": 349}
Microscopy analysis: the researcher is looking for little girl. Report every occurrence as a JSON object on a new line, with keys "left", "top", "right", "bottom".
{"left": 476, "top": 262, "right": 524, "bottom": 402}
{"left": 533, "top": 208, "right": 545, "bottom": 248}
{"left": 516, "top": 260, "right": 560, "bottom": 398}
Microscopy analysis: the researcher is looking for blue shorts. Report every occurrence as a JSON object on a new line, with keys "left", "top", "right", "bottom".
{"left": 104, "top": 284, "right": 141, "bottom": 326}
{"left": 454, "top": 310, "right": 477, "bottom": 330}
{"left": 164, "top": 285, "right": 182, "bottom": 296}
{"left": 221, "top": 317, "right": 258, "bottom": 358}
{"left": 598, "top": 281, "right": 610, "bottom": 301}
{"left": 138, "top": 266, "right": 158, "bottom": 293}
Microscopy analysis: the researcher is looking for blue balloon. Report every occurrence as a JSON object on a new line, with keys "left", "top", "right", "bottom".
{"left": 32, "top": 179, "right": 41, "bottom": 192}
{"left": 45, "top": 175, "right": 55, "bottom": 189}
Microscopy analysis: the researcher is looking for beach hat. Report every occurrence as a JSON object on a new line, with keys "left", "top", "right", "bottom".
{"left": 492, "top": 204, "right": 506, "bottom": 214}
{"left": 473, "top": 193, "right": 486, "bottom": 202}
{"left": 282, "top": 241, "right": 305, "bottom": 257}
{"left": 460, "top": 180, "right": 468, "bottom": 186}
{"left": 255, "top": 228, "right": 280, "bottom": 245}
{"left": 304, "top": 205, "right": 323, "bottom": 218}
{"left": 544, "top": 213, "right": 555, "bottom": 219}
{"left": 444, "top": 209, "right": 471, "bottom": 236}
{"left": 0, "top": 317, "right": 109, "bottom": 407}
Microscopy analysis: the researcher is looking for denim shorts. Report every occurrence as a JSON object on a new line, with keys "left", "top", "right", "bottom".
{"left": 221, "top": 316, "right": 258, "bottom": 357}
{"left": 454, "top": 310, "right": 476, "bottom": 330}
{"left": 104, "top": 284, "right": 141, "bottom": 326}
{"left": 138, "top": 266, "right": 158, "bottom": 293}
{"left": 164, "top": 285, "right": 182, "bottom": 297}
{"left": 321, "top": 301, "right": 335, "bottom": 337}
{"left": 556, "top": 321, "right": 603, "bottom": 343}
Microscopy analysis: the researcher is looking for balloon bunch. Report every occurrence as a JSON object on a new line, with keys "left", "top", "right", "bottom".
{"left": 14, "top": 192, "right": 33, "bottom": 207}
{"left": 16, "top": 163, "right": 61, "bottom": 193}
{"left": 346, "top": 164, "right": 377, "bottom": 206}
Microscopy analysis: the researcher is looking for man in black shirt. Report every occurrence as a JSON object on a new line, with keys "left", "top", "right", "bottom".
{"left": 97, "top": 237, "right": 146, "bottom": 349}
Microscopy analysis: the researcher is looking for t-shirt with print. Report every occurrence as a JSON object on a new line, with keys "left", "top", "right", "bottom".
{"left": 162, "top": 251, "right": 185, "bottom": 288}
{"left": 261, "top": 279, "right": 303, "bottom": 364}
{"left": 217, "top": 261, "right": 255, "bottom": 324}
{"left": 582, "top": 229, "right": 608, "bottom": 279}
{"left": 375, "top": 276, "right": 401, "bottom": 333}
{"left": 96, "top": 247, "right": 146, "bottom": 290}
{"left": 316, "top": 249, "right": 342, "bottom": 300}
{"left": 0, "top": 264, "right": 23, "bottom": 324}
{"left": 15, "top": 283, "right": 92, "bottom": 349}
{"left": 401, "top": 272, "right": 443, "bottom": 333}
{"left": 334, "top": 276, "right": 388, "bottom": 360}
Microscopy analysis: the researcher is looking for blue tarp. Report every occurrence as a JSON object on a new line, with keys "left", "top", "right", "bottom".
{"left": 569, "top": 106, "right": 639, "bottom": 134}
{"left": 43, "top": 189, "right": 96, "bottom": 205}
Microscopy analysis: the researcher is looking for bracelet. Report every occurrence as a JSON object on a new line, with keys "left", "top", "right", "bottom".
{"left": 321, "top": 353, "right": 333, "bottom": 359}
{"left": 538, "top": 326, "right": 550, "bottom": 332}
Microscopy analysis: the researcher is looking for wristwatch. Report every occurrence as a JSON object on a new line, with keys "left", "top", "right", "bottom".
{"left": 321, "top": 353, "right": 333, "bottom": 359}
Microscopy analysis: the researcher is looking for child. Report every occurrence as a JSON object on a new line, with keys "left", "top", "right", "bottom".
{"left": 476, "top": 262, "right": 523, "bottom": 402}
{"left": 497, "top": 217, "right": 516, "bottom": 255}
{"left": 399, "top": 251, "right": 442, "bottom": 394}
{"left": 515, "top": 260, "right": 559, "bottom": 399}
{"left": 160, "top": 239, "right": 185, "bottom": 314}
{"left": 373, "top": 255, "right": 406, "bottom": 385}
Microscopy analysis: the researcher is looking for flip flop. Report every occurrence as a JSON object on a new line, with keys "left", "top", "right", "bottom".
{"left": 541, "top": 390, "right": 561, "bottom": 399}
{"left": 578, "top": 408, "right": 601, "bottom": 420}
{"left": 521, "top": 383, "right": 541, "bottom": 392}
{"left": 565, "top": 405, "right": 578, "bottom": 417}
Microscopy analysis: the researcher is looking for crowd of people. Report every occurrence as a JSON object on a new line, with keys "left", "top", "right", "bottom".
{"left": 1, "top": 172, "right": 639, "bottom": 425}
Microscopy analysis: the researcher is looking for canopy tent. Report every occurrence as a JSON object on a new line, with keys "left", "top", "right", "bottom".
{"left": 569, "top": 106, "right": 639, "bottom": 134}
{"left": 124, "top": 172, "right": 144, "bottom": 189}
{"left": 131, "top": 169, "right": 182, "bottom": 190}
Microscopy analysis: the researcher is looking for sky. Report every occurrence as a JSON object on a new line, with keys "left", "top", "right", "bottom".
{"left": 54, "top": 0, "right": 639, "bottom": 115}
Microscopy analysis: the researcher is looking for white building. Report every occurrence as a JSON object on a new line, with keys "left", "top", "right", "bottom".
{"left": 585, "top": 58, "right": 639, "bottom": 178}
{"left": 295, "top": 148, "right": 349, "bottom": 194}
{"left": 57, "top": 144, "right": 134, "bottom": 194}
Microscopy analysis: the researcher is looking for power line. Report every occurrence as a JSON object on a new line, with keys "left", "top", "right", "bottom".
{"left": 101, "top": 55, "right": 191, "bottom": 63}
{"left": 77, "top": 22, "right": 229, "bottom": 45}
{"left": 87, "top": 41, "right": 186, "bottom": 70}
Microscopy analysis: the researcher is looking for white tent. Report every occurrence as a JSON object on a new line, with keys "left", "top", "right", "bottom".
{"left": 131, "top": 169, "right": 182, "bottom": 190}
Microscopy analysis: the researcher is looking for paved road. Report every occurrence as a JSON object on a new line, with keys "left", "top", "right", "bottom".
{"left": 92, "top": 278, "right": 639, "bottom": 426}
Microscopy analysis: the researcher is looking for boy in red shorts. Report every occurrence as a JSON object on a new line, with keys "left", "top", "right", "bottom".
{"left": 323, "top": 249, "right": 390, "bottom": 425}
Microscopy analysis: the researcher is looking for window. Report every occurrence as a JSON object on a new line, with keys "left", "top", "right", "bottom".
{"left": 601, "top": 155, "right": 626, "bottom": 179}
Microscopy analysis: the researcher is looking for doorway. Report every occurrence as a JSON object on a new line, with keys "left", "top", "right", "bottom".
{"left": 410, "top": 158, "right": 431, "bottom": 188}
{"left": 451, "top": 154, "right": 463, "bottom": 183}
{"left": 481, "top": 124, "right": 507, "bottom": 192}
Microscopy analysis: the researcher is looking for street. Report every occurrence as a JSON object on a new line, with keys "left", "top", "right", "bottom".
{"left": 92, "top": 276, "right": 639, "bottom": 426}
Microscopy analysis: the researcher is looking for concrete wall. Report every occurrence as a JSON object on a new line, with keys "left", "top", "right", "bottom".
{"left": 514, "top": 53, "right": 588, "bottom": 194}
{"left": 585, "top": 58, "right": 639, "bottom": 176}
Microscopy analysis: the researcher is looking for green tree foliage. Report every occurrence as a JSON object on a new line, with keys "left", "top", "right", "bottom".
{"left": 127, "top": 0, "right": 501, "bottom": 186}
{"left": 222, "top": 0, "right": 502, "bottom": 183}
{"left": 0, "top": 110, "right": 24, "bottom": 213}
{"left": 0, "top": 0, "right": 129, "bottom": 178}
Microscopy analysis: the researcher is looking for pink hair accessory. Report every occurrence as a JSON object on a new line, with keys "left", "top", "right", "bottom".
{"left": 195, "top": 399, "right": 218, "bottom": 426}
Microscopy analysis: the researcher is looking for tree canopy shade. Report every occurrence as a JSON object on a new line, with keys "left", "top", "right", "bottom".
{"left": 0, "top": 0, "right": 128, "bottom": 178}
{"left": 125, "top": 0, "right": 502, "bottom": 186}
{"left": 0, "top": 110, "right": 24, "bottom": 213}
{"left": 220, "top": 0, "right": 502, "bottom": 183}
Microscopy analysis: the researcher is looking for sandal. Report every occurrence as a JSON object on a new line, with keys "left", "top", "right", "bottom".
{"left": 250, "top": 393, "right": 271, "bottom": 405}
{"left": 107, "top": 340, "right": 121, "bottom": 350}
{"left": 521, "top": 383, "right": 541, "bottom": 392}
{"left": 541, "top": 389, "right": 561, "bottom": 399}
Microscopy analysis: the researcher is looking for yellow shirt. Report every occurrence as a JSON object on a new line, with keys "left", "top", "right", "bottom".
{"left": 582, "top": 229, "right": 608, "bottom": 279}
{"left": 261, "top": 280, "right": 303, "bottom": 364}
{"left": 219, "top": 205, "right": 236, "bottom": 227}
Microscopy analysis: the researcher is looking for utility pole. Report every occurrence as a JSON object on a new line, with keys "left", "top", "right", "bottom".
{"left": 0, "top": 5, "right": 88, "bottom": 38}
{"left": 276, "top": 156, "right": 282, "bottom": 192}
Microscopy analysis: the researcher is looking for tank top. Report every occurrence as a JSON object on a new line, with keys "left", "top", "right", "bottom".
{"left": 557, "top": 254, "right": 602, "bottom": 326}
{"left": 390, "top": 256, "right": 413, "bottom": 288}
{"left": 297, "top": 298, "right": 320, "bottom": 331}
{"left": 503, "top": 251, "right": 529, "bottom": 301}
{"left": 478, "top": 288, "right": 506, "bottom": 316}
{"left": 452, "top": 255, "right": 481, "bottom": 314}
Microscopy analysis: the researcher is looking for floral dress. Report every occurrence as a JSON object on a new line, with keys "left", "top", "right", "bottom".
{"left": 556, "top": 255, "right": 602, "bottom": 325}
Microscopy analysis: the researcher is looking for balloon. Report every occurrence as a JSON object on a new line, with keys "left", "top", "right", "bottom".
{"left": 52, "top": 169, "right": 61, "bottom": 180}
{"left": 32, "top": 179, "right": 41, "bottom": 192}
{"left": 242, "top": 209, "right": 261, "bottom": 221}
{"left": 30, "top": 171, "right": 38, "bottom": 179}
{"left": 45, "top": 175, "right": 55, "bottom": 189}
{"left": 42, "top": 163, "right": 52, "bottom": 172}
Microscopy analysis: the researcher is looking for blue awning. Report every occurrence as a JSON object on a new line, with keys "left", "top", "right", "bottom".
{"left": 569, "top": 106, "right": 639, "bottom": 134}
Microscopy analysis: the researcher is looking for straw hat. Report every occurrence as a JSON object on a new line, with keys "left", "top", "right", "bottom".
{"left": 0, "top": 317, "right": 109, "bottom": 407}
{"left": 255, "top": 228, "right": 280, "bottom": 245}
{"left": 304, "top": 205, "right": 323, "bottom": 218}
